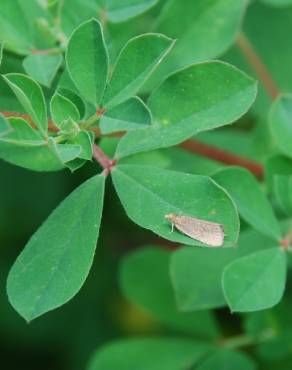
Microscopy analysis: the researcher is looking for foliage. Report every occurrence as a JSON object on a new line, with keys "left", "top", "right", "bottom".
{"left": 1, "top": 1, "right": 292, "bottom": 369}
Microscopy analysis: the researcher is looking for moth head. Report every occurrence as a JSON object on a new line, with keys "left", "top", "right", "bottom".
{"left": 165, "top": 213, "right": 176, "bottom": 221}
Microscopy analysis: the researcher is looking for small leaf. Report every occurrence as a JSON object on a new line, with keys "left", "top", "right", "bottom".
{"left": 0, "top": 117, "right": 75, "bottom": 171}
{"left": 112, "top": 164, "right": 239, "bottom": 247}
{"left": 270, "top": 94, "right": 292, "bottom": 159}
{"left": 7, "top": 174, "right": 105, "bottom": 321}
{"left": 66, "top": 19, "right": 108, "bottom": 106}
{"left": 120, "top": 246, "right": 219, "bottom": 337}
{"left": 50, "top": 92, "right": 80, "bottom": 128}
{"left": 103, "top": 33, "right": 174, "bottom": 109}
{"left": 0, "top": 113, "right": 11, "bottom": 136}
{"left": 213, "top": 166, "right": 282, "bottom": 241}
{"left": 88, "top": 337, "right": 209, "bottom": 370}
{"left": 105, "top": 0, "right": 159, "bottom": 23}
{"left": 69, "top": 131, "right": 93, "bottom": 160}
{"left": 274, "top": 175, "right": 292, "bottom": 215}
{"left": 171, "top": 247, "right": 236, "bottom": 311}
{"left": 196, "top": 349, "right": 256, "bottom": 370}
{"left": 23, "top": 54, "right": 63, "bottom": 87}
{"left": 222, "top": 248, "right": 287, "bottom": 312}
{"left": 2, "top": 73, "right": 48, "bottom": 136}
{"left": 100, "top": 97, "right": 151, "bottom": 134}
{"left": 116, "top": 61, "right": 257, "bottom": 158}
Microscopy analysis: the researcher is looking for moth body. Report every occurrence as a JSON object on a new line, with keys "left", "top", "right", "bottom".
{"left": 165, "top": 213, "right": 224, "bottom": 247}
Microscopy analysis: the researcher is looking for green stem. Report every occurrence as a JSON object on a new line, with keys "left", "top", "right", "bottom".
{"left": 219, "top": 328, "right": 276, "bottom": 350}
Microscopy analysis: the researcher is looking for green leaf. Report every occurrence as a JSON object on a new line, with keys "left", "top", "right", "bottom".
{"left": 100, "top": 97, "right": 151, "bottom": 134}
{"left": 144, "top": 0, "right": 247, "bottom": 90}
{"left": 0, "top": 42, "right": 3, "bottom": 66}
{"left": 0, "top": 113, "right": 11, "bottom": 136}
{"left": 265, "top": 155, "right": 292, "bottom": 192}
{"left": 2, "top": 73, "right": 48, "bottom": 136}
{"left": 66, "top": 19, "right": 108, "bottom": 106}
{"left": 171, "top": 247, "right": 236, "bottom": 311}
{"left": 65, "top": 158, "right": 87, "bottom": 172}
{"left": 213, "top": 166, "right": 282, "bottom": 241}
{"left": 69, "top": 131, "right": 93, "bottom": 160}
{"left": 112, "top": 164, "right": 239, "bottom": 247}
{"left": 260, "top": 0, "right": 292, "bottom": 7}
{"left": 88, "top": 338, "right": 209, "bottom": 370}
{"left": 50, "top": 92, "right": 80, "bottom": 128}
{"left": 120, "top": 246, "right": 219, "bottom": 337}
{"left": 274, "top": 175, "right": 292, "bottom": 215}
{"left": 222, "top": 248, "right": 287, "bottom": 312}
{"left": 23, "top": 54, "right": 63, "bottom": 88}
{"left": 7, "top": 174, "right": 105, "bottom": 321}
{"left": 103, "top": 33, "right": 174, "bottom": 109}
{"left": 196, "top": 349, "right": 256, "bottom": 370}
{"left": 270, "top": 94, "right": 292, "bottom": 159}
{"left": 0, "top": 118, "right": 80, "bottom": 171}
{"left": 116, "top": 61, "right": 257, "bottom": 158}
{"left": 105, "top": 0, "right": 159, "bottom": 23}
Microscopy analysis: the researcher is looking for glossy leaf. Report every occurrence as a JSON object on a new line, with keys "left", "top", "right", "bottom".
{"left": 120, "top": 246, "right": 219, "bottom": 337}
{"left": 50, "top": 93, "right": 80, "bottom": 128}
{"left": 222, "top": 248, "right": 287, "bottom": 312}
{"left": 116, "top": 61, "right": 257, "bottom": 158}
{"left": 103, "top": 33, "right": 174, "bottom": 109}
{"left": 100, "top": 97, "right": 151, "bottom": 134}
{"left": 7, "top": 174, "right": 105, "bottom": 321}
{"left": 112, "top": 164, "right": 239, "bottom": 247}
{"left": 23, "top": 54, "right": 63, "bottom": 87}
{"left": 105, "top": 0, "right": 159, "bottom": 23}
{"left": 66, "top": 19, "right": 108, "bottom": 106}
{"left": 88, "top": 337, "right": 209, "bottom": 370}
{"left": 147, "top": 0, "right": 247, "bottom": 88}
{"left": 196, "top": 349, "right": 256, "bottom": 370}
{"left": 3, "top": 73, "right": 48, "bottom": 136}
{"left": 171, "top": 247, "right": 237, "bottom": 311}
{"left": 213, "top": 166, "right": 282, "bottom": 241}
{"left": 270, "top": 94, "right": 292, "bottom": 159}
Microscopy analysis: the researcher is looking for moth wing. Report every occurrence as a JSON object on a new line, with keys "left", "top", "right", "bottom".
{"left": 174, "top": 216, "right": 224, "bottom": 247}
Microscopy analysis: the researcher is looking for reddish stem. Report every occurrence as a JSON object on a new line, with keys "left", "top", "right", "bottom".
{"left": 236, "top": 33, "right": 280, "bottom": 100}
{"left": 92, "top": 143, "right": 115, "bottom": 175}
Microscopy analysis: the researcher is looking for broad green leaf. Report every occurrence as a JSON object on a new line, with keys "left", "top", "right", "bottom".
{"left": 120, "top": 246, "right": 219, "bottom": 337}
{"left": 7, "top": 174, "right": 105, "bottom": 321}
{"left": 103, "top": 33, "right": 174, "bottom": 109}
{"left": 69, "top": 131, "right": 93, "bottom": 160}
{"left": 23, "top": 54, "right": 63, "bottom": 87}
{"left": 88, "top": 338, "right": 209, "bottom": 370}
{"left": 146, "top": 0, "right": 247, "bottom": 89}
{"left": 50, "top": 93, "right": 80, "bottom": 128}
{"left": 222, "top": 248, "right": 287, "bottom": 312}
{"left": 0, "top": 42, "right": 3, "bottom": 66}
{"left": 0, "top": 0, "right": 49, "bottom": 54}
{"left": 213, "top": 167, "right": 282, "bottom": 241}
{"left": 270, "top": 94, "right": 292, "bottom": 159}
{"left": 100, "top": 97, "right": 151, "bottom": 134}
{"left": 0, "top": 118, "right": 80, "bottom": 171}
{"left": 112, "top": 164, "right": 239, "bottom": 247}
{"left": 274, "top": 175, "right": 292, "bottom": 215}
{"left": 2, "top": 73, "right": 48, "bottom": 136}
{"left": 105, "top": 0, "right": 159, "bottom": 23}
{"left": 0, "top": 113, "right": 11, "bottom": 136}
{"left": 171, "top": 247, "right": 236, "bottom": 311}
{"left": 260, "top": 0, "right": 292, "bottom": 7}
{"left": 116, "top": 61, "right": 257, "bottom": 158}
{"left": 196, "top": 349, "right": 256, "bottom": 370}
{"left": 58, "top": 87, "right": 86, "bottom": 118}
{"left": 66, "top": 19, "right": 108, "bottom": 106}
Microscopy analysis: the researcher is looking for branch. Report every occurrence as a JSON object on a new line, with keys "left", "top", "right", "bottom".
{"left": 92, "top": 143, "right": 115, "bottom": 175}
{"left": 236, "top": 33, "right": 280, "bottom": 100}
{"left": 1, "top": 110, "right": 264, "bottom": 179}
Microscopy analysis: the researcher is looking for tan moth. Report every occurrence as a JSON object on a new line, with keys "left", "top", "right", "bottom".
{"left": 165, "top": 213, "right": 224, "bottom": 247}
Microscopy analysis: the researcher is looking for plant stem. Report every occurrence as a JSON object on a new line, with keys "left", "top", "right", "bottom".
{"left": 92, "top": 143, "right": 115, "bottom": 175}
{"left": 219, "top": 328, "right": 276, "bottom": 349}
{"left": 236, "top": 33, "right": 280, "bottom": 100}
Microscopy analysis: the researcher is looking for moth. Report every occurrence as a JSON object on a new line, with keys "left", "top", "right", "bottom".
{"left": 165, "top": 213, "right": 224, "bottom": 247}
